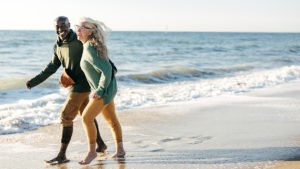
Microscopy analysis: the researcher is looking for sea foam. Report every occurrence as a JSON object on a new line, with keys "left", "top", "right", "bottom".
{"left": 0, "top": 89, "right": 67, "bottom": 134}
{"left": 115, "top": 65, "right": 300, "bottom": 109}
{"left": 1, "top": 66, "right": 300, "bottom": 135}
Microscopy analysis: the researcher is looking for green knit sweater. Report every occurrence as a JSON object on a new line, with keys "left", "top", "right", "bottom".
{"left": 80, "top": 41, "right": 117, "bottom": 105}
{"left": 28, "top": 30, "right": 90, "bottom": 92}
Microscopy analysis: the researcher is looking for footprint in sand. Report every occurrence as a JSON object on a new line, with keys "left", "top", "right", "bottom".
{"left": 131, "top": 140, "right": 150, "bottom": 148}
{"left": 150, "top": 148, "right": 165, "bottom": 152}
{"left": 159, "top": 137, "right": 181, "bottom": 143}
{"left": 132, "top": 140, "right": 143, "bottom": 144}
{"left": 146, "top": 137, "right": 182, "bottom": 152}
{"left": 187, "top": 135, "right": 212, "bottom": 144}
{"left": 139, "top": 145, "right": 149, "bottom": 148}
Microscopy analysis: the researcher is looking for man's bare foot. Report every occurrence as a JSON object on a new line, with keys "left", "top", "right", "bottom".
{"left": 45, "top": 154, "right": 70, "bottom": 164}
{"left": 96, "top": 144, "right": 107, "bottom": 153}
{"left": 78, "top": 152, "right": 97, "bottom": 165}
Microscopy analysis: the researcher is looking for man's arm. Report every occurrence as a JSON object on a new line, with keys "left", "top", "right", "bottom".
{"left": 26, "top": 52, "right": 61, "bottom": 89}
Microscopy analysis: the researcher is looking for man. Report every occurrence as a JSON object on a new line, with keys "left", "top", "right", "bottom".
{"left": 26, "top": 16, "right": 110, "bottom": 164}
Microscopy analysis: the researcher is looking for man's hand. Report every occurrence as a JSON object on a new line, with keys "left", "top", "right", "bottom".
{"left": 25, "top": 81, "right": 32, "bottom": 90}
{"left": 92, "top": 93, "right": 101, "bottom": 100}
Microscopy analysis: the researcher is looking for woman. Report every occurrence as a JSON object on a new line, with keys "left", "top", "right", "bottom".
{"left": 76, "top": 17, "right": 125, "bottom": 165}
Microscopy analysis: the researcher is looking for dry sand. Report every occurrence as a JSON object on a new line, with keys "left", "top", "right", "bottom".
{"left": 1, "top": 81, "right": 300, "bottom": 169}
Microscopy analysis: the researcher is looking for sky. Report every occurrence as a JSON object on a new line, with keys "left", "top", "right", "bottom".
{"left": 0, "top": 0, "right": 299, "bottom": 32}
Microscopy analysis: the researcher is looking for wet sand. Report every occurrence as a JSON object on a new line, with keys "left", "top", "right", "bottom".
{"left": 1, "top": 81, "right": 300, "bottom": 169}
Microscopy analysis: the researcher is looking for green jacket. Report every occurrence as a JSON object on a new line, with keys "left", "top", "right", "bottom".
{"left": 80, "top": 41, "right": 117, "bottom": 104}
{"left": 28, "top": 29, "right": 90, "bottom": 92}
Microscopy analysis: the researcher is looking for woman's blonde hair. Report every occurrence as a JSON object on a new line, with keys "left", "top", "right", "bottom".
{"left": 79, "top": 17, "right": 111, "bottom": 60}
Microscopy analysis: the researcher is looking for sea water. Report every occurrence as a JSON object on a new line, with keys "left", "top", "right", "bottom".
{"left": 0, "top": 30, "right": 300, "bottom": 134}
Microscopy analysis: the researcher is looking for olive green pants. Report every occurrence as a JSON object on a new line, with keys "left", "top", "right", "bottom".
{"left": 82, "top": 98, "right": 122, "bottom": 144}
{"left": 60, "top": 92, "right": 90, "bottom": 127}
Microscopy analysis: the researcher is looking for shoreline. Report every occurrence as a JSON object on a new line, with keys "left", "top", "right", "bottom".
{"left": 1, "top": 80, "right": 300, "bottom": 168}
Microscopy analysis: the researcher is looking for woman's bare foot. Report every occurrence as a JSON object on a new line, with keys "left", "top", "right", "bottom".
{"left": 110, "top": 150, "right": 126, "bottom": 159}
{"left": 106, "top": 142, "right": 126, "bottom": 159}
{"left": 78, "top": 152, "right": 97, "bottom": 165}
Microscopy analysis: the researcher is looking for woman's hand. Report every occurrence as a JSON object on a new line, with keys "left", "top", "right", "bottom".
{"left": 92, "top": 93, "right": 102, "bottom": 100}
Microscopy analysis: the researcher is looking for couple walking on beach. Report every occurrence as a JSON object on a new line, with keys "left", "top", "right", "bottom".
{"left": 25, "top": 16, "right": 125, "bottom": 165}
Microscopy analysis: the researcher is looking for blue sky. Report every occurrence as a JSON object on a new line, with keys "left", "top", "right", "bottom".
{"left": 1, "top": 0, "right": 299, "bottom": 32}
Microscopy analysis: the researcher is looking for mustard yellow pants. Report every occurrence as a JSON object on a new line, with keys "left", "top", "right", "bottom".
{"left": 82, "top": 98, "right": 122, "bottom": 144}
{"left": 60, "top": 92, "right": 90, "bottom": 127}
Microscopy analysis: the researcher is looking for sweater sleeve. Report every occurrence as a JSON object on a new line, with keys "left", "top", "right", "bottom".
{"left": 87, "top": 48, "right": 112, "bottom": 97}
{"left": 28, "top": 48, "right": 61, "bottom": 88}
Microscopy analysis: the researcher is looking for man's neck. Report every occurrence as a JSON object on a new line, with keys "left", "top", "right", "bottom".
{"left": 59, "top": 30, "right": 71, "bottom": 42}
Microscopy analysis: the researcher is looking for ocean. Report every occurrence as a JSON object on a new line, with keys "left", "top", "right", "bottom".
{"left": 0, "top": 30, "right": 300, "bottom": 135}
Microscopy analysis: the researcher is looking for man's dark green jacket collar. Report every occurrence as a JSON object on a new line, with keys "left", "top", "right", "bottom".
{"left": 56, "top": 29, "right": 78, "bottom": 46}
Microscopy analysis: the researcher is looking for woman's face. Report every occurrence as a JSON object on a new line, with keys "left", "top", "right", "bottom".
{"left": 76, "top": 22, "right": 92, "bottom": 43}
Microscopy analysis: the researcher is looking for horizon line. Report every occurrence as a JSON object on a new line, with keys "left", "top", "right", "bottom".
{"left": 0, "top": 29, "right": 299, "bottom": 34}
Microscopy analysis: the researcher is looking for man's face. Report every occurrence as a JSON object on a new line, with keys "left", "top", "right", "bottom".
{"left": 55, "top": 19, "right": 70, "bottom": 40}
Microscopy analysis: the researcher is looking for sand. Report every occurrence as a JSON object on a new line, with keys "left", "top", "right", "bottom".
{"left": 1, "top": 80, "right": 300, "bottom": 169}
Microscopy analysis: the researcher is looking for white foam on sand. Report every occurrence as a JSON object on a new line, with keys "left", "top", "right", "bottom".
{"left": 1, "top": 80, "right": 300, "bottom": 169}
{"left": 116, "top": 65, "right": 300, "bottom": 109}
{"left": 0, "top": 88, "right": 67, "bottom": 134}
{"left": 1, "top": 65, "right": 300, "bottom": 136}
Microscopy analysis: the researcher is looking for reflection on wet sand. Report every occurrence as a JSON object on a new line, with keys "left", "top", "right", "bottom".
{"left": 80, "top": 158, "right": 126, "bottom": 169}
{"left": 45, "top": 157, "right": 126, "bottom": 169}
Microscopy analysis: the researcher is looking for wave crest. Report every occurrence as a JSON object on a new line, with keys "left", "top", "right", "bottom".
{"left": 118, "top": 65, "right": 254, "bottom": 84}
